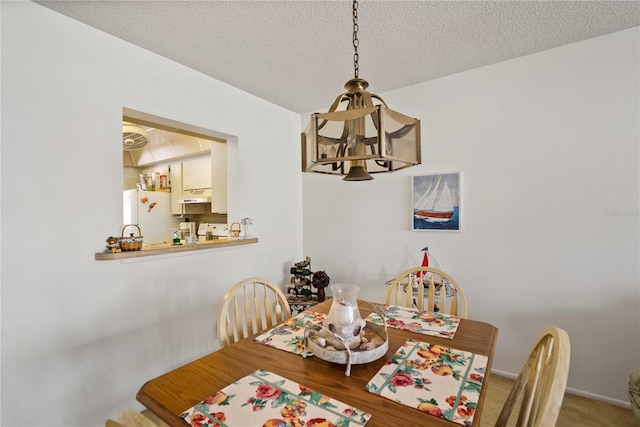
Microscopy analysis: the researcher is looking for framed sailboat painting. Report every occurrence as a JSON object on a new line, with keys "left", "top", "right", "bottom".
{"left": 412, "top": 172, "right": 461, "bottom": 231}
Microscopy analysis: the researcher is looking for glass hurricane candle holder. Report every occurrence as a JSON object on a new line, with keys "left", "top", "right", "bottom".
{"left": 324, "top": 283, "right": 365, "bottom": 349}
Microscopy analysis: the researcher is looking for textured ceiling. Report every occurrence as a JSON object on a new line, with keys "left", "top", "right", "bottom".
{"left": 37, "top": 0, "right": 640, "bottom": 114}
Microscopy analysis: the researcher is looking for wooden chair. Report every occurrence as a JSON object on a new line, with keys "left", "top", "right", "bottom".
{"left": 495, "top": 326, "right": 571, "bottom": 427}
{"left": 217, "top": 277, "right": 292, "bottom": 348}
{"left": 105, "top": 408, "right": 168, "bottom": 427}
{"left": 386, "top": 267, "right": 467, "bottom": 317}
{"left": 629, "top": 366, "right": 640, "bottom": 425}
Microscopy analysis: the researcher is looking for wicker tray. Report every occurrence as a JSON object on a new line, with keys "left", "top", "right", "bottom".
{"left": 119, "top": 224, "right": 143, "bottom": 251}
{"left": 304, "top": 319, "right": 388, "bottom": 376}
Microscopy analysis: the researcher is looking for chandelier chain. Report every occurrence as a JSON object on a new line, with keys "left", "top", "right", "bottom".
{"left": 352, "top": 0, "right": 359, "bottom": 79}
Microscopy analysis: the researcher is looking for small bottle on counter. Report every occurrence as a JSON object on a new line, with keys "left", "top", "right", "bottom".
{"left": 171, "top": 228, "right": 180, "bottom": 245}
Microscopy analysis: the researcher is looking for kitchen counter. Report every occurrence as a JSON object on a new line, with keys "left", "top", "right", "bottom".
{"left": 94, "top": 237, "right": 258, "bottom": 260}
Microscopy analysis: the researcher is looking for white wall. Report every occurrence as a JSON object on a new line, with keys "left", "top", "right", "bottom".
{"left": 303, "top": 28, "right": 639, "bottom": 405}
{"left": 2, "top": 3, "right": 637, "bottom": 425}
{"left": 1, "top": 2, "right": 302, "bottom": 425}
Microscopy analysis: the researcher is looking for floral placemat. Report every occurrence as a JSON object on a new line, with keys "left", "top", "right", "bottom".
{"left": 375, "top": 304, "right": 460, "bottom": 339}
{"left": 181, "top": 369, "right": 372, "bottom": 427}
{"left": 254, "top": 309, "right": 388, "bottom": 355}
{"left": 365, "top": 339, "right": 487, "bottom": 426}
{"left": 254, "top": 311, "right": 326, "bottom": 354}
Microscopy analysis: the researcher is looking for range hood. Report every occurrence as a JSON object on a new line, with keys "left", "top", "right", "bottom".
{"left": 177, "top": 188, "right": 211, "bottom": 204}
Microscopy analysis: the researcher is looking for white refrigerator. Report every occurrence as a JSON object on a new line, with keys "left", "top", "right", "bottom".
{"left": 123, "top": 189, "right": 181, "bottom": 244}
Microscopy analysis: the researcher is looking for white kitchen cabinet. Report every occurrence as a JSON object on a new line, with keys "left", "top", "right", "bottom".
{"left": 182, "top": 156, "right": 211, "bottom": 190}
{"left": 169, "top": 162, "right": 184, "bottom": 215}
{"left": 210, "top": 141, "right": 227, "bottom": 214}
{"left": 169, "top": 161, "right": 206, "bottom": 215}
{"left": 169, "top": 145, "right": 227, "bottom": 215}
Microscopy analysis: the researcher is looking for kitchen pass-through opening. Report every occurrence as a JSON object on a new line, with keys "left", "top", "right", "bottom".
{"left": 122, "top": 108, "right": 233, "bottom": 245}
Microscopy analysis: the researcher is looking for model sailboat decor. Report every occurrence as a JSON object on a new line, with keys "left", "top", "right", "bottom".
{"left": 412, "top": 173, "right": 460, "bottom": 231}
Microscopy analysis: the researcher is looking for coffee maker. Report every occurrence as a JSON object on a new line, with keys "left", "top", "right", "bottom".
{"left": 178, "top": 222, "right": 196, "bottom": 243}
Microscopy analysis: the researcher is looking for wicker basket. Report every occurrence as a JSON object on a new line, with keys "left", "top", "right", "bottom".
{"left": 229, "top": 222, "right": 241, "bottom": 239}
{"left": 119, "top": 224, "right": 144, "bottom": 251}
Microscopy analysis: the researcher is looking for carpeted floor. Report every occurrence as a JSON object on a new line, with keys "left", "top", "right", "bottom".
{"left": 479, "top": 373, "right": 636, "bottom": 427}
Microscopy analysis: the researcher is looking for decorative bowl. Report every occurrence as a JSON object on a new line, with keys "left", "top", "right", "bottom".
{"left": 304, "top": 318, "right": 388, "bottom": 376}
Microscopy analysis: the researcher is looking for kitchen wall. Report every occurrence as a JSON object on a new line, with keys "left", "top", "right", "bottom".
{"left": 302, "top": 28, "right": 639, "bottom": 405}
{"left": 1, "top": 2, "right": 302, "bottom": 426}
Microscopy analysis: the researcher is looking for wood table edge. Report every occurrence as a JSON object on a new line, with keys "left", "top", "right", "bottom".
{"left": 137, "top": 382, "right": 188, "bottom": 427}
{"left": 472, "top": 324, "right": 500, "bottom": 424}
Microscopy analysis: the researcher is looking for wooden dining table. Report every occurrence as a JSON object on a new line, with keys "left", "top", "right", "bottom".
{"left": 137, "top": 299, "right": 499, "bottom": 426}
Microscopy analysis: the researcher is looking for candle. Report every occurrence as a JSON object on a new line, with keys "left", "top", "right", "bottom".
{"left": 333, "top": 301, "right": 355, "bottom": 326}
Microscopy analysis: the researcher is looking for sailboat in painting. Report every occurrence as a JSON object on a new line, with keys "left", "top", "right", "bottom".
{"left": 414, "top": 174, "right": 454, "bottom": 221}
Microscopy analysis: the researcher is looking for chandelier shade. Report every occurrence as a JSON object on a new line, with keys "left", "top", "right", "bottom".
{"left": 302, "top": 96, "right": 421, "bottom": 180}
{"left": 301, "top": 1, "right": 421, "bottom": 181}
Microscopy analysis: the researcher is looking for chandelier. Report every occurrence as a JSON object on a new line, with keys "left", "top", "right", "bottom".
{"left": 301, "top": 0, "right": 421, "bottom": 181}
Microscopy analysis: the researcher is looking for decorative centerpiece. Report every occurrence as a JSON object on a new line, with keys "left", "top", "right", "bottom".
{"left": 304, "top": 285, "right": 388, "bottom": 376}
